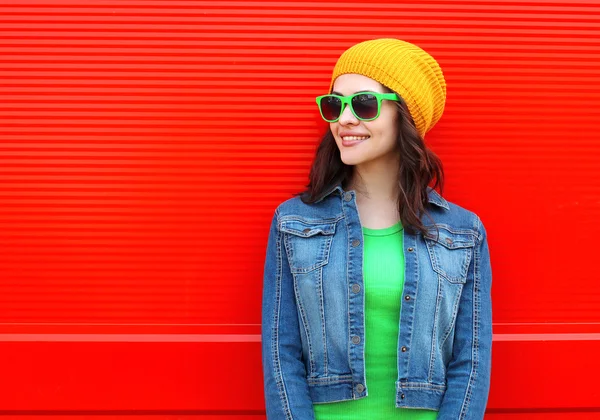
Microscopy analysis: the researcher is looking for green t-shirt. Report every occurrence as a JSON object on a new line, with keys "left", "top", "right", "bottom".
{"left": 313, "top": 222, "right": 438, "bottom": 419}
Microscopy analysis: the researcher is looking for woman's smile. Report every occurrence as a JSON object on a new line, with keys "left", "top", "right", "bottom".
{"left": 341, "top": 137, "right": 368, "bottom": 147}
{"left": 339, "top": 131, "right": 371, "bottom": 147}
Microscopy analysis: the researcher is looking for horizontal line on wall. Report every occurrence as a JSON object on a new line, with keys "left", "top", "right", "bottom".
{"left": 494, "top": 333, "right": 600, "bottom": 341}
{"left": 487, "top": 407, "right": 600, "bottom": 413}
{"left": 2, "top": 333, "right": 600, "bottom": 342}
{"left": 0, "top": 333, "right": 262, "bottom": 342}
{"left": 0, "top": 410, "right": 266, "bottom": 416}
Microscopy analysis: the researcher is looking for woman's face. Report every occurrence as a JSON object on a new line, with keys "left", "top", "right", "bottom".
{"left": 330, "top": 73, "right": 400, "bottom": 167}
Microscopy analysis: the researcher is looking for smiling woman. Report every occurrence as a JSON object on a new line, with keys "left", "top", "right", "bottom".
{"left": 327, "top": 75, "right": 401, "bottom": 169}
{"left": 261, "top": 38, "right": 493, "bottom": 420}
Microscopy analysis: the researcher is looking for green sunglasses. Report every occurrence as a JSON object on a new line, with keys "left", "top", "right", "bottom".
{"left": 316, "top": 92, "right": 400, "bottom": 122}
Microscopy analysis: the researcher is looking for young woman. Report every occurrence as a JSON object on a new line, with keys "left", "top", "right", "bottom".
{"left": 261, "top": 38, "right": 493, "bottom": 420}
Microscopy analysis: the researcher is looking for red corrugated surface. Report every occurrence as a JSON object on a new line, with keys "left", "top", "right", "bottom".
{"left": 1, "top": 0, "right": 599, "bottom": 416}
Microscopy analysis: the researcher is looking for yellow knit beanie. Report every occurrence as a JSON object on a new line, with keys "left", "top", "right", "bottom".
{"left": 329, "top": 38, "right": 446, "bottom": 137}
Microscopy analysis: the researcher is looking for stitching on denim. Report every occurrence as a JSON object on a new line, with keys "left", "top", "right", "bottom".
{"left": 318, "top": 265, "right": 328, "bottom": 376}
{"left": 424, "top": 238, "right": 440, "bottom": 275}
{"left": 440, "top": 283, "right": 463, "bottom": 349}
{"left": 405, "top": 234, "right": 418, "bottom": 380}
{"left": 292, "top": 274, "right": 316, "bottom": 376}
{"left": 397, "top": 233, "right": 407, "bottom": 384}
{"left": 340, "top": 196, "right": 357, "bottom": 390}
{"left": 282, "top": 234, "right": 297, "bottom": 272}
{"left": 429, "top": 272, "right": 443, "bottom": 382}
{"left": 402, "top": 382, "right": 447, "bottom": 391}
{"left": 424, "top": 223, "right": 478, "bottom": 237}
{"left": 462, "top": 248, "right": 473, "bottom": 280}
{"left": 307, "top": 374, "right": 354, "bottom": 385}
{"left": 401, "top": 405, "right": 441, "bottom": 410}
{"left": 458, "top": 218, "right": 482, "bottom": 420}
{"left": 272, "top": 215, "right": 293, "bottom": 420}
{"left": 356, "top": 198, "right": 367, "bottom": 394}
{"left": 279, "top": 214, "right": 344, "bottom": 224}
{"left": 314, "top": 397, "right": 358, "bottom": 404}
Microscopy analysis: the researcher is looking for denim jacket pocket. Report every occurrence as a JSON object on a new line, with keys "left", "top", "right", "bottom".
{"left": 280, "top": 219, "right": 337, "bottom": 274}
{"left": 425, "top": 227, "right": 475, "bottom": 284}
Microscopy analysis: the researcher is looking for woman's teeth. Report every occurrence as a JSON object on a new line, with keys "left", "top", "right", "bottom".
{"left": 342, "top": 136, "right": 370, "bottom": 141}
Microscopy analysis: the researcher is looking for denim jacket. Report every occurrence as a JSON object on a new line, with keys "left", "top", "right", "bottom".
{"left": 261, "top": 184, "right": 493, "bottom": 420}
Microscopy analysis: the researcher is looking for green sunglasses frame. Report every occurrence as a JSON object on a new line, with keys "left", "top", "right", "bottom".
{"left": 315, "top": 92, "right": 400, "bottom": 122}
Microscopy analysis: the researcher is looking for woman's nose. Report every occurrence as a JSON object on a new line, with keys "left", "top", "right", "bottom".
{"left": 338, "top": 104, "right": 359, "bottom": 125}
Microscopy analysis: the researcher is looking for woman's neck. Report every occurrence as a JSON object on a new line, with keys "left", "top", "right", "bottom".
{"left": 347, "top": 163, "right": 402, "bottom": 228}
{"left": 346, "top": 160, "right": 400, "bottom": 203}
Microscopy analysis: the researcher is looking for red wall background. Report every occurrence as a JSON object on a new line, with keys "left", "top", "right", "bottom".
{"left": 1, "top": 0, "right": 600, "bottom": 418}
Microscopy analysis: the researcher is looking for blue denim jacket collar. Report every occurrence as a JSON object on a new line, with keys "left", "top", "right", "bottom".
{"left": 317, "top": 183, "right": 450, "bottom": 211}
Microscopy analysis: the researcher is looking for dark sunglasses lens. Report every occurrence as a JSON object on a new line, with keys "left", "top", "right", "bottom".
{"left": 352, "top": 94, "right": 378, "bottom": 120}
{"left": 320, "top": 96, "right": 342, "bottom": 121}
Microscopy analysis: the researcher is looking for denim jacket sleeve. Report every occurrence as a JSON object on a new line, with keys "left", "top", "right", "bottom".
{"left": 437, "top": 216, "right": 493, "bottom": 420}
{"left": 261, "top": 210, "right": 316, "bottom": 420}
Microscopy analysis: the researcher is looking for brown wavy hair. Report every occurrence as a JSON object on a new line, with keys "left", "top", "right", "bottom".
{"left": 298, "top": 89, "right": 444, "bottom": 237}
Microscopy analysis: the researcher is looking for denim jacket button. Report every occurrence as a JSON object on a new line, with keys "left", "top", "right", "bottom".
{"left": 352, "top": 239, "right": 360, "bottom": 247}
{"left": 404, "top": 295, "right": 410, "bottom": 301}
{"left": 344, "top": 192, "right": 352, "bottom": 202}
{"left": 401, "top": 393, "right": 405, "bottom": 399}
{"left": 407, "top": 247, "right": 414, "bottom": 252}
{"left": 352, "top": 284, "right": 361, "bottom": 293}
{"left": 401, "top": 346, "right": 407, "bottom": 352}
{"left": 351, "top": 335, "right": 361, "bottom": 344}
{"left": 355, "top": 383, "right": 365, "bottom": 393}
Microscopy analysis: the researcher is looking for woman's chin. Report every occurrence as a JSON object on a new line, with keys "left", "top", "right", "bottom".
{"left": 340, "top": 152, "right": 367, "bottom": 166}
